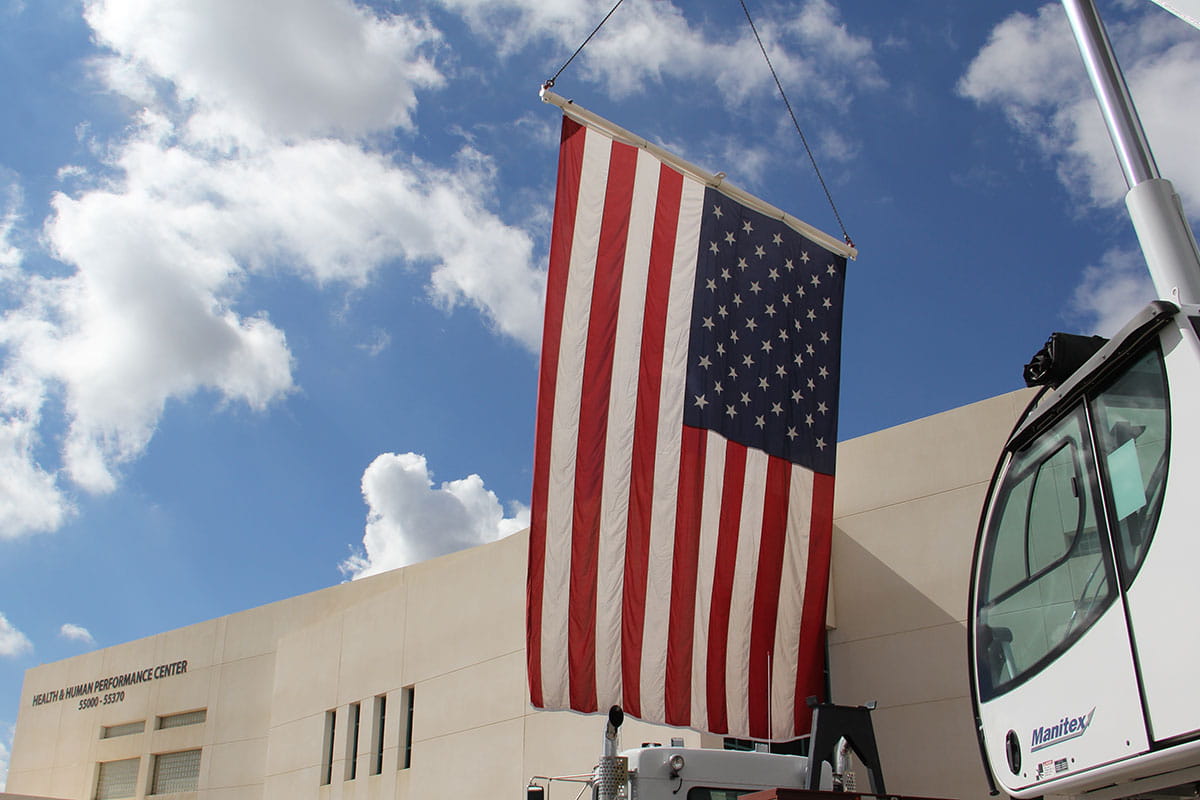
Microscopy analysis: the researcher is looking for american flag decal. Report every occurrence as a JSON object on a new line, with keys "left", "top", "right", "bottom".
{"left": 528, "top": 112, "right": 848, "bottom": 741}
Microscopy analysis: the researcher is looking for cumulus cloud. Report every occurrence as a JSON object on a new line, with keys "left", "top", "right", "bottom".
{"left": 341, "top": 452, "right": 529, "bottom": 579}
{"left": 59, "top": 623, "right": 97, "bottom": 646}
{"left": 0, "top": 613, "right": 32, "bottom": 658}
{"left": 960, "top": 3, "right": 1200, "bottom": 331}
{"left": 959, "top": 3, "right": 1200, "bottom": 212}
{"left": 0, "top": 176, "right": 22, "bottom": 280}
{"left": 0, "top": 0, "right": 547, "bottom": 536}
{"left": 439, "top": 0, "right": 882, "bottom": 103}
{"left": 0, "top": 724, "right": 10, "bottom": 792}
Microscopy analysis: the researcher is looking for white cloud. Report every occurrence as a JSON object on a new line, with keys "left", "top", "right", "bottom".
{"left": 0, "top": 0, "right": 548, "bottom": 536}
{"left": 960, "top": 4, "right": 1200, "bottom": 332}
{"left": 439, "top": 0, "right": 882, "bottom": 103}
{"left": 959, "top": 4, "right": 1200, "bottom": 212}
{"left": 0, "top": 613, "right": 32, "bottom": 658}
{"left": 59, "top": 623, "right": 97, "bottom": 646}
{"left": 341, "top": 452, "right": 530, "bottom": 579}
{"left": 83, "top": 0, "right": 444, "bottom": 145}
{"left": 0, "top": 176, "right": 22, "bottom": 281}
{"left": 1068, "top": 247, "right": 1156, "bottom": 336}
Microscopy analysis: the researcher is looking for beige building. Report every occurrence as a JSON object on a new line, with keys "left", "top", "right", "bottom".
{"left": 6, "top": 389, "right": 1031, "bottom": 800}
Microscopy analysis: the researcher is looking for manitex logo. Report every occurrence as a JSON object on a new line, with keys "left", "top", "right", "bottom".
{"left": 1031, "top": 708, "right": 1096, "bottom": 752}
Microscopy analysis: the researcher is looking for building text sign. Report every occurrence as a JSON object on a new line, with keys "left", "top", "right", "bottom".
{"left": 29, "top": 659, "right": 189, "bottom": 709}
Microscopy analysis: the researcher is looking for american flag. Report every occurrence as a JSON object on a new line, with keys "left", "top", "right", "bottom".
{"left": 527, "top": 110, "right": 848, "bottom": 741}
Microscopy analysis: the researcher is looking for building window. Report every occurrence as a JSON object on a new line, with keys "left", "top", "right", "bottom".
{"left": 401, "top": 686, "right": 415, "bottom": 770}
{"left": 95, "top": 757, "right": 139, "bottom": 800}
{"left": 101, "top": 721, "right": 145, "bottom": 739}
{"left": 150, "top": 749, "right": 201, "bottom": 795}
{"left": 345, "top": 702, "right": 361, "bottom": 781}
{"left": 371, "top": 694, "right": 387, "bottom": 775}
{"left": 321, "top": 710, "right": 336, "bottom": 786}
{"left": 157, "top": 709, "right": 206, "bottom": 730}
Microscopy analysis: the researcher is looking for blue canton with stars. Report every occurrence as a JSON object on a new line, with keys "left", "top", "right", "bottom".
{"left": 682, "top": 188, "right": 847, "bottom": 475}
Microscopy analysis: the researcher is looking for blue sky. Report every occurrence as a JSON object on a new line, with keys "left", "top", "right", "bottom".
{"left": 2, "top": 0, "right": 1199, "bottom": 783}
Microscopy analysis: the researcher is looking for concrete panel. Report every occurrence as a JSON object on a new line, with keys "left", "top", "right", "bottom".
{"left": 264, "top": 713, "right": 324, "bottom": 778}
{"left": 209, "top": 653, "right": 274, "bottom": 743}
{"left": 829, "top": 621, "right": 968, "bottom": 710}
{"left": 835, "top": 390, "right": 1030, "bottom": 518}
{"left": 404, "top": 718, "right": 526, "bottom": 799}
{"left": 416, "top": 652, "right": 525, "bottom": 742}
{"left": 871, "top": 697, "right": 993, "bottom": 800}
{"left": 402, "top": 535, "right": 525, "bottom": 684}
{"left": 270, "top": 618, "right": 343, "bottom": 724}
{"left": 335, "top": 585, "right": 407, "bottom": 704}
{"left": 206, "top": 737, "right": 267, "bottom": 790}
{"left": 830, "top": 485, "right": 986, "bottom": 642}
{"left": 220, "top": 605, "right": 280, "bottom": 664}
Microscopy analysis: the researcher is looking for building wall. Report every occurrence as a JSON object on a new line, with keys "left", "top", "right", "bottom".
{"left": 7, "top": 389, "right": 1031, "bottom": 800}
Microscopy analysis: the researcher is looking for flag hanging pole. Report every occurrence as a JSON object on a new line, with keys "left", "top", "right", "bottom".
{"left": 539, "top": 87, "right": 858, "bottom": 261}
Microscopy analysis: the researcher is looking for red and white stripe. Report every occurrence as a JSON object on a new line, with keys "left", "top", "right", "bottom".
{"left": 528, "top": 116, "right": 833, "bottom": 741}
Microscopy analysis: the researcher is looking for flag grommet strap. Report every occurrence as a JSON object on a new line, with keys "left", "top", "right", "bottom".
{"left": 528, "top": 104, "right": 848, "bottom": 741}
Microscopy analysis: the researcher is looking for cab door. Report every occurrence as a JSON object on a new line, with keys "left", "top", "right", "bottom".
{"left": 974, "top": 403, "right": 1149, "bottom": 796}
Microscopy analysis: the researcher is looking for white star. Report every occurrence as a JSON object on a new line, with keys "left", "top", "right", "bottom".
{"left": 754, "top": 245, "right": 765, "bottom": 258}
{"left": 807, "top": 378, "right": 816, "bottom": 390}
{"left": 742, "top": 220, "right": 753, "bottom": 233}
{"left": 706, "top": 279, "right": 717, "bottom": 292}
{"left": 793, "top": 354, "right": 804, "bottom": 368}
{"left": 694, "top": 394, "right": 708, "bottom": 409}
{"left": 717, "top": 305, "right": 729, "bottom": 318}
{"left": 742, "top": 354, "right": 755, "bottom": 368}
{"left": 806, "top": 344, "right": 815, "bottom": 356}
{"left": 771, "top": 402, "right": 784, "bottom": 416}
{"left": 749, "top": 281, "right": 762, "bottom": 295}
{"left": 760, "top": 339, "right": 773, "bottom": 354}
{"left": 794, "top": 319, "right": 803, "bottom": 332}
{"left": 820, "top": 331, "right": 830, "bottom": 343}
{"left": 776, "top": 364, "right": 787, "bottom": 378}
{"left": 810, "top": 274, "right": 821, "bottom": 287}
{"left": 740, "top": 392, "right": 752, "bottom": 406}
{"left": 702, "top": 317, "right": 715, "bottom": 330}
{"left": 816, "top": 437, "right": 827, "bottom": 450}
{"left": 800, "top": 251, "right": 810, "bottom": 263}
{"left": 818, "top": 401, "right": 828, "bottom": 415}
{"left": 764, "top": 304, "right": 776, "bottom": 318}
{"left": 823, "top": 297, "right": 832, "bottom": 309}
{"left": 728, "top": 366, "right": 738, "bottom": 379}
{"left": 720, "top": 268, "right": 731, "bottom": 281}
{"left": 716, "top": 342, "right": 726, "bottom": 356}
{"left": 786, "top": 426, "right": 799, "bottom": 441}
{"left": 713, "top": 205, "right": 723, "bottom": 218}
{"left": 732, "top": 293, "right": 743, "bottom": 307}
{"left": 709, "top": 242, "right": 720, "bottom": 254}
{"left": 772, "top": 233, "right": 783, "bottom": 246}
{"left": 797, "top": 286, "right": 806, "bottom": 298}
{"left": 792, "top": 389, "right": 804, "bottom": 403}
{"left": 818, "top": 366, "right": 829, "bottom": 379}
{"left": 745, "top": 317, "right": 757, "bottom": 331}
{"left": 806, "top": 309, "right": 817, "bottom": 321}
{"left": 784, "top": 259, "right": 794, "bottom": 272}
{"left": 755, "top": 415, "right": 766, "bottom": 429}
{"left": 713, "top": 381, "right": 724, "bottom": 395}
{"left": 738, "top": 258, "right": 749, "bottom": 272}
{"left": 781, "top": 294, "right": 791, "bottom": 306}
{"left": 730, "top": 330, "right": 740, "bottom": 343}
{"left": 758, "top": 377, "right": 769, "bottom": 390}
{"left": 777, "top": 329, "right": 789, "bottom": 342}
{"left": 698, "top": 355, "right": 712, "bottom": 368}
{"left": 767, "top": 268, "right": 780, "bottom": 281}
{"left": 805, "top": 413, "right": 814, "bottom": 427}
{"left": 726, "top": 404, "right": 737, "bottom": 418}
{"left": 827, "top": 263, "right": 837, "bottom": 276}
{"left": 725, "top": 231, "right": 736, "bottom": 245}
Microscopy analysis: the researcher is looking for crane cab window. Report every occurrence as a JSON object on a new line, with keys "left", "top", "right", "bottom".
{"left": 976, "top": 408, "right": 1113, "bottom": 699}
{"left": 1089, "top": 347, "right": 1169, "bottom": 583}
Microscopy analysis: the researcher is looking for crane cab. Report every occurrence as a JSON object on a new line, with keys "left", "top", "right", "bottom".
{"left": 970, "top": 300, "right": 1200, "bottom": 799}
